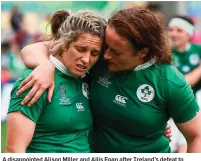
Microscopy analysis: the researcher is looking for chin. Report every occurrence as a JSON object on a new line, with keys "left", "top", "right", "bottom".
{"left": 74, "top": 71, "right": 87, "bottom": 78}
{"left": 171, "top": 41, "right": 180, "bottom": 48}
{"left": 108, "top": 66, "right": 118, "bottom": 72}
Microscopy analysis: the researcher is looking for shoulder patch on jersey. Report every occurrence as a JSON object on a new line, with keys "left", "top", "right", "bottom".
{"left": 136, "top": 84, "right": 155, "bottom": 102}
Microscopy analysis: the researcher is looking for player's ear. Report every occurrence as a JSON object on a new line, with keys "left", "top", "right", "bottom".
{"left": 138, "top": 47, "right": 149, "bottom": 58}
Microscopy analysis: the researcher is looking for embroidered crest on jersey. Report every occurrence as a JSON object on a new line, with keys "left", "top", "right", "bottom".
{"left": 182, "top": 65, "right": 190, "bottom": 73}
{"left": 76, "top": 103, "right": 85, "bottom": 112}
{"left": 58, "top": 84, "right": 71, "bottom": 105}
{"left": 113, "top": 95, "right": 128, "bottom": 107}
{"left": 189, "top": 54, "right": 200, "bottom": 66}
{"left": 97, "top": 70, "right": 112, "bottom": 88}
{"left": 82, "top": 83, "right": 89, "bottom": 99}
{"left": 136, "top": 84, "right": 155, "bottom": 102}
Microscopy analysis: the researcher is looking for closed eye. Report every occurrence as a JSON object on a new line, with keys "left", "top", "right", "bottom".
{"left": 91, "top": 50, "right": 100, "bottom": 57}
{"left": 110, "top": 48, "right": 121, "bottom": 55}
{"left": 76, "top": 47, "right": 86, "bottom": 52}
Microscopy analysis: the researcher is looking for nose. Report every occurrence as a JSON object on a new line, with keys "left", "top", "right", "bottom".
{"left": 104, "top": 49, "right": 112, "bottom": 60}
{"left": 81, "top": 52, "right": 90, "bottom": 65}
{"left": 169, "top": 29, "right": 177, "bottom": 37}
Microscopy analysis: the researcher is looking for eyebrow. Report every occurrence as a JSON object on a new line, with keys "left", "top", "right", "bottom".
{"left": 75, "top": 45, "right": 87, "bottom": 48}
{"left": 75, "top": 45, "right": 101, "bottom": 53}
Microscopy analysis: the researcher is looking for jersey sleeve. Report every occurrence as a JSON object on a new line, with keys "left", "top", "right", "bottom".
{"left": 197, "top": 44, "right": 201, "bottom": 57}
{"left": 8, "top": 69, "right": 47, "bottom": 123}
{"left": 167, "top": 80, "right": 200, "bottom": 124}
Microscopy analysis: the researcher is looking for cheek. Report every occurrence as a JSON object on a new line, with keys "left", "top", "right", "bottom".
{"left": 176, "top": 34, "right": 188, "bottom": 43}
{"left": 114, "top": 57, "right": 128, "bottom": 68}
{"left": 90, "top": 56, "right": 99, "bottom": 66}
{"left": 167, "top": 32, "right": 172, "bottom": 37}
{"left": 63, "top": 52, "right": 74, "bottom": 67}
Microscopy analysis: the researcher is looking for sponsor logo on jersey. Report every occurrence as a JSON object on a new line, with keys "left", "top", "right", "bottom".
{"left": 113, "top": 95, "right": 128, "bottom": 107}
{"left": 82, "top": 83, "right": 89, "bottom": 99}
{"left": 97, "top": 70, "right": 112, "bottom": 88}
{"left": 189, "top": 54, "right": 200, "bottom": 66}
{"left": 136, "top": 84, "right": 155, "bottom": 102}
{"left": 76, "top": 103, "right": 85, "bottom": 112}
{"left": 182, "top": 65, "right": 190, "bottom": 73}
{"left": 58, "top": 84, "right": 71, "bottom": 105}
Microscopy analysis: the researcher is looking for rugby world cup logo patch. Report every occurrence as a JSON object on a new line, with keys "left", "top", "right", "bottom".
{"left": 136, "top": 84, "right": 155, "bottom": 102}
{"left": 58, "top": 84, "right": 70, "bottom": 105}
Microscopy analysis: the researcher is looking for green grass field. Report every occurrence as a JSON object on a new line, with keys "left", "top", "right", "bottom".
{"left": 1, "top": 122, "right": 7, "bottom": 153}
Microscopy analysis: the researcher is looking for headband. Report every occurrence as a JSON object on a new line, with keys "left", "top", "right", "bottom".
{"left": 168, "top": 18, "right": 194, "bottom": 37}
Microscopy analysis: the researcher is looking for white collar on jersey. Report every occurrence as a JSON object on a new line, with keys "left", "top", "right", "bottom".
{"left": 134, "top": 58, "right": 156, "bottom": 71}
{"left": 50, "top": 55, "right": 75, "bottom": 77}
{"left": 185, "top": 43, "right": 191, "bottom": 52}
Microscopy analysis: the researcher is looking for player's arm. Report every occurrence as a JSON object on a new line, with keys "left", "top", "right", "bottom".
{"left": 6, "top": 111, "right": 36, "bottom": 152}
{"left": 168, "top": 79, "right": 201, "bottom": 152}
{"left": 21, "top": 41, "right": 51, "bottom": 68}
{"left": 177, "top": 144, "right": 187, "bottom": 153}
{"left": 18, "top": 42, "right": 55, "bottom": 106}
{"left": 176, "top": 112, "right": 201, "bottom": 152}
{"left": 185, "top": 62, "right": 201, "bottom": 87}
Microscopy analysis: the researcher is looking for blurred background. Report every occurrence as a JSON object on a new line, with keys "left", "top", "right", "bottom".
{"left": 1, "top": 1, "right": 201, "bottom": 153}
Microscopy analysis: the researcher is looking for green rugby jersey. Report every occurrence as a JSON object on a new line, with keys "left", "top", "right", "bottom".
{"left": 172, "top": 43, "right": 201, "bottom": 94}
{"left": 8, "top": 56, "right": 92, "bottom": 153}
{"left": 89, "top": 59, "right": 199, "bottom": 153}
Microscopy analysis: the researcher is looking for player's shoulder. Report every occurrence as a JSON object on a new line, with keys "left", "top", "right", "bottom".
{"left": 151, "top": 63, "right": 186, "bottom": 87}
{"left": 13, "top": 68, "right": 34, "bottom": 88}
{"left": 191, "top": 43, "right": 201, "bottom": 51}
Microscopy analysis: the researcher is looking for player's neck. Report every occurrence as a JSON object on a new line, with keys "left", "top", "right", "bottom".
{"left": 176, "top": 43, "right": 190, "bottom": 53}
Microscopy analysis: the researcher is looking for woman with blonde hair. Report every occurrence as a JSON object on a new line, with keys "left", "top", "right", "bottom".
{"left": 6, "top": 10, "right": 106, "bottom": 153}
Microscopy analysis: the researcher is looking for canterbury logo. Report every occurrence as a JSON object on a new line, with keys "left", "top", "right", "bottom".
{"left": 76, "top": 103, "right": 85, "bottom": 111}
{"left": 115, "top": 95, "right": 127, "bottom": 104}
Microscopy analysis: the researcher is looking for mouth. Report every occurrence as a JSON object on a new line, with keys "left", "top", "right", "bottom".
{"left": 108, "top": 61, "right": 114, "bottom": 65}
{"left": 76, "top": 64, "right": 87, "bottom": 72}
{"left": 170, "top": 37, "right": 178, "bottom": 41}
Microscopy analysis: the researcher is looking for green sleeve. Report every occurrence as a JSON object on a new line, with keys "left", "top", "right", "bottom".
{"left": 167, "top": 81, "right": 200, "bottom": 124}
{"left": 8, "top": 69, "right": 47, "bottom": 123}
{"left": 193, "top": 43, "right": 201, "bottom": 57}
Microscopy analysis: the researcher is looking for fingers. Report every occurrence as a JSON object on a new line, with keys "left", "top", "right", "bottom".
{"left": 164, "top": 128, "right": 171, "bottom": 135}
{"left": 18, "top": 75, "right": 32, "bottom": 90}
{"left": 164, "top": 124, "right": 171, "bottom": 135}
{"left": 27, "top": 88, "right": 47, "bottom": 107}
{"left": 166, "top": 124, "right": 171, "bottom": 130}
{"left": 21, "top": 85, "right": 40, "bottom": 105}
{"left": 165, "top": 134, "right": 172, "bottom": 142}
{"left": 17, "top": 79, "right": 35, "bottom": 96}
{"left": 164, "top": 124, "right": 172, "bottom": 142}
{"left": 47, "top": 84, "right": 54, "bottom": 103}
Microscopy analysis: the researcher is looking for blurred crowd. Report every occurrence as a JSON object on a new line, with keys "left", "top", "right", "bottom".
{"left": 1, "top": 2, "right": 201, "bottom": 153}
{"left": 1, "top": 6, "right": 51, "bottom": 84}
{"left": 1, "top": 3, "right": 201, "bottom": 84}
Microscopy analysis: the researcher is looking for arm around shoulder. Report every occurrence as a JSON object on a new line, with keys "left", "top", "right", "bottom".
{"left": 21, "top": 41, "right": 52, "bottom": 68}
